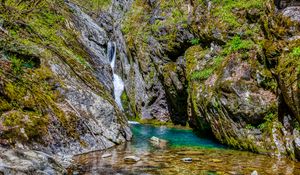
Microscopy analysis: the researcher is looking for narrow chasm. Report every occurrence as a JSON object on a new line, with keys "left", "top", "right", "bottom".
{"left": 1, "top": 0, "right": 300, "bottom": 174}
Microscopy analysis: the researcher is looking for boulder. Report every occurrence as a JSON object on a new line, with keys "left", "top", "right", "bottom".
{"left": 149, "top": 136, "right": 168, "bottom": 149}
{"left": 124, "top": 156, "right": 141, "bottom": 163}
{"left": 0, "top": 148, "right": 66, "bottom": 175}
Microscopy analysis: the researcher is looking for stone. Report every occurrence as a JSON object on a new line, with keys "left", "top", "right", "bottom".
{"left": 181, "top": 158, "right": 193, "bottom": 163}
{"left": 0, "top": 148, "right": 66, "bottom": 175}
{"left": 149, "top": 136, "right": 168, "bottom": 148}
{"left": 124, "top": 156, "right": 141, "bottom": 162}
{"left": 251, "top": 170, "right": 258, "bottom": 175}
{"left": 102, "top": 153, "right": 112, "bottom": 158}
{"left": 282, "top": 7, "right": 300, "bottom": 22}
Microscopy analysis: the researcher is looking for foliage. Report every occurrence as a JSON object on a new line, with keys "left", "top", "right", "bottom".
{"left": 72, "top": 0, "right": 111, "bottom": 13}
{"left": 191, "top": 56, "right": 224, "bottom": 81}
{"left": 211, "top": 0, "right": 264, "bottom": 27}
{"left": 190, "top": 38, "right": 201, "bottom": 45}
{"left": 223, "top": 36, "right": 255, "bottom": 55}
{"left": 291, "top": 47, "right": 300, "bottom": 57}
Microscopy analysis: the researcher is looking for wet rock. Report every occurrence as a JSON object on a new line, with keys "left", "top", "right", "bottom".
{"left": 251, "top": 170, "right": 258, "bottom": 175}
{"left": 149, "top": 136, "right": 168, "bottom": 148}
{"left": 0, "top": 148, "right": 66, "bottom": 175}
{"left": 282, "top": 7, "right": 300, "bottom": 22}
{"left": 124, "top": 156, "right": 141, "bottom": 162}
{"left": 67, "top": 2, "right": 112, "bottom": 91}
{"left": 181, "top": 158, "right": 193, "bottom": 163}
{"left": 102, "top": 153, "right": 112, "bottom": 158}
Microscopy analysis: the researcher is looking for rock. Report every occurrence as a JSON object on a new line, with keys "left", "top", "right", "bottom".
{"left": 0, "top": 0, "right": 132, "bottom": 162}
{"left": 181, "top": 158, "right": 193, "bottom": 163}
{"left": 0, "top": 148, "right": 66, "bottom": 175}
{"left": 102, "top": 153, "right": 112, "bottom": 158}
{"left": 124, "top": 156, "right": 141, "bottom": 162}
{"left": 149, "top": 136, "right": 168, "bottom": 148}
{"left": 251, "top": 170, "right": 258, "bottom": 175}
{"left": 282, "top": 7, "right": 300, "bottom": 22}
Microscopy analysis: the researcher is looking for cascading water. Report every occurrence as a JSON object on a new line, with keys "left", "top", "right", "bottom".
{"left": 108, "top": 42, "right": 125, "bottom": 110}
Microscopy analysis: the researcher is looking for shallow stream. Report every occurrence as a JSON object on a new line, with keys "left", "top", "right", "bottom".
{"left": 68, "top": 123, "right": 300, "bottom": 175}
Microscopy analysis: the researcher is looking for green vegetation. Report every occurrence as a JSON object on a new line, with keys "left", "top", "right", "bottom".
{"left": 72, "top": 0, "right": 111, "bottom": 13}
{"left": 190, "top": 38, "right": 201, "bottom": 45}
{"left": 223, "top": 36, "right": 255, "bottom": 55}
{"left": 191, "top": 68, "right": 214, "bottom": 81}
{"left": 191, "top": 56, "right": 224, "bottom": 81}
{"left": 291, "top": 47, "right": 300, "bottom": 57}
{"left": 212, "top": 0, "right": 264, "bottom": 27}
{"left": 0, "top": 0, "right": 105, "bottom": 144}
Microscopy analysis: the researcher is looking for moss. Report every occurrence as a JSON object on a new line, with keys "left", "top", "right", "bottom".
{"left": 1, "top": 110, "right": 49, "bottom": 143}
{"left": 0, "top": 98, "right": 13, "bottom": 113}
{"left": 211, "top": 0, "right": 264, "bottom": 28}
{"left": 185, "top": 46, "right": 204, "bottom": 80}
{"left": 223, "top": 36, "right": 255, "bottom": 55}
{"left": 191, "top": 68, "right": 214, "bottom": 81}
{"left": 291, "top": 47, "right": 300, "bottom": 57}
{"left": 71, "top": 0, "right": 112, "bottom": 14}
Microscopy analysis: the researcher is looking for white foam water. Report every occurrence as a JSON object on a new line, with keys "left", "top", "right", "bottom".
{"left": 107, "top": 41, "right": 125, "bottom": 110}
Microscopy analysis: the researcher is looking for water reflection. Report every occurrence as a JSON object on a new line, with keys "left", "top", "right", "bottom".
{"left": 68, "top": 124, "right": 300, "bottom": 175}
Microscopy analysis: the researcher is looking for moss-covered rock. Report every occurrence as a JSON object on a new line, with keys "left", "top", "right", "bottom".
{"left": 0, "top": 0, "right": 131, "bottom": 157}
{"left": 122, "top": 0, "right": 300, "bottom": 161}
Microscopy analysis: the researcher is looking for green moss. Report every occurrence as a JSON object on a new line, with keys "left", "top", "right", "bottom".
{"left": 211, "top": 0, "right": 264, "bottom": 28}
{"left": 191, "top": 68, "right": 214, "bottom": 81}
{"left": 223, "top": 36, "right": 255, "bottom": 55}
{"left": 291, "top": 47, "right": 300, "bottom": 57}
{"left": 191, "top": 56, "right": 224, "bottom": 81}
{"left": 258, "top": 113, "right": 276, "bottom": 133}
{"left": 0, "top": 98, "right": 13, "bottom": 113}
{"left": 1, "top": 110, "right": 49, "bottom": 143}
{"left": 190, "top": 38, "right": 201, "bottom": 45}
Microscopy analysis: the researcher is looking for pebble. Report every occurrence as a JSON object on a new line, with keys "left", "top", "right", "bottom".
{"left": 251, "top": 170, "right": 258, "bottom": 175}
{"left": 181, "top": 157, "right": 192, "bottom": 162}
{"left": 101, "top": 153, "right": 112, "bottom": 158}
{"left": 124, "top": 156, "right": 141, "bottom": 162}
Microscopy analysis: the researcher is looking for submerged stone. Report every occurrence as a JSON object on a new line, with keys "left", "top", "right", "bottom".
{"left": 124, "top": 156, "right": 141, "bottom": 162}
{"left": 102, "top": 153, "right": 112, "bottom": 158}
{"left": 181, "top": 158, "right": 193, "bottom": 163}
{"left": 149, "top": 136, "right": 168, "bottom": 148}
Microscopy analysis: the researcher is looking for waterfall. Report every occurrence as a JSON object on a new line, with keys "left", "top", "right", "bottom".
{"left": 108, "top": 41, "right": 124, "bottom": 110}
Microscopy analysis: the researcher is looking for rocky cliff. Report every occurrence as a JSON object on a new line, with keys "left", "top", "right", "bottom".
{"left": 0, "top": 0, "right": 300, "bottom": 173}
{"left": 120, "top": 0, "right": 300, "bottom": 160}
{"left": 0, "top": 0, "right": 132, "bottom": 173}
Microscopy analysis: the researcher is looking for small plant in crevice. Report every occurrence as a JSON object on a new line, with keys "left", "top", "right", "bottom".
{"left": 223, "top": 36, "right": 255, "bottom": 55}
{"left": 291, "top": 47, "right": 300, "bottom": 57}
{"left": 190, "top": 38, "right": 201, "bottom": 45}
{"left": 191, "top": 56, "right": 224, "bottom": 81}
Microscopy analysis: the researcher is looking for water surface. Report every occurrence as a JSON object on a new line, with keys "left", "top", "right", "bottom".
{"left": 68, "top": 124, "right": 300, "bottom": 175}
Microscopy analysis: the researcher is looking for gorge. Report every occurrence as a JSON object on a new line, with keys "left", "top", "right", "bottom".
{"left": 0, "top": 0, "right": 299, "bottom": 174}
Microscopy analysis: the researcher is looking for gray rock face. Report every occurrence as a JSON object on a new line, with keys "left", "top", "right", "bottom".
{"left": 0, "top": 1, "right": 134, "bottom": 172}
{"left": 0, "top": 148, "right": 66, "bottom": 175}
{"left": 117, "top": 1, "right": 195, "bottom": 123}
{"left": 282, "top": 6, "right": 300, "bottom": 22}
{"left": 48, "top": 60, "right": 131, "bottom": 156}
{"left": 0, "top": 0, "right": 132, "bottom": 165}
{"left": 67, "top": 2, "right": 113, "bottom": 92}
{"left": 9, "top": 1, "right": 133, "bottom": 157}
